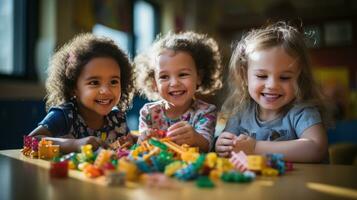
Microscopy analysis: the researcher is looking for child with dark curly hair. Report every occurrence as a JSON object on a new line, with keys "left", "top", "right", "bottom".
{"left": 134, "top": 31, "right": 223, "bottom": 152}
{"left": 29, "top": 33, "right": 135, "bottom": 153}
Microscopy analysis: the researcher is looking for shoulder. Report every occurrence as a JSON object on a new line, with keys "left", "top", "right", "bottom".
{"left": 139, "top": 101, "right": 164, "bottom": 117}
{"left": 140, "top": 101, "right": 163, "bottom": 112}
{"left": 109, "top": 107, "right": 126, "bottom": 120}
{"left": 193, "top": 99, "right": 216, "bottom": 112}
{"left": 47, "top": 102, "right": 75, "bottom": 119}
{"left": 287, "top": 103, "right": 321, "bottom": 118}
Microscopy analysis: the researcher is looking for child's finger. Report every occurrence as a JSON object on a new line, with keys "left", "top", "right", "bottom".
{"left": 167, "top": 121, "right": 186, "bottom": 132}
{"left": 217, "top": 152, "right": 230, "bottom": 158}
{"left": 166, "top": 128, "right": 184, "bottom": 137}
{"left": 215, "top": 144, "right": 233, "bottom": 153}
{"left": 217, "top": 138, "right": 234, "bottom": 146}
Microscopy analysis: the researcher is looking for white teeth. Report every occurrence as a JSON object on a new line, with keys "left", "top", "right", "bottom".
{"left": 170, "top": 91, "right": 185, "bottom": 96}
{"left": 264, "top": 93, "right": 280, "bottom": 98}
{"left": 96, "top": 99, "right": 111, "bottom": 104}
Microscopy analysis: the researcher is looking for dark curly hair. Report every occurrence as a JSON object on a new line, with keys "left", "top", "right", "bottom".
{"left": 134, "top": 31, "right": 223, "bottom": 100}
{"left": 45, "top": 33, "right": 135, "bottom": 112}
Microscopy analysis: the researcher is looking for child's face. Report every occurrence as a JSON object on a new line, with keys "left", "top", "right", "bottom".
{"left": 247, "top": 46, "right": 299, "bottom": 118}
{"left": 154, "top": 50, "right": 201, "bottom": 112}
{"left": 74, "top": 57, "right": 121, "bottom": 119}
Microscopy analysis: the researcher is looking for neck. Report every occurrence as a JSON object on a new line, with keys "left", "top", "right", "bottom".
{"left": 77, "top": 106, "right": 105, "bottom": 130}
{"left": 257, "top": 106, "right": 281, "bottom": 122}
{"left": 164, "top": 99, "right": 193, "bottom": 119}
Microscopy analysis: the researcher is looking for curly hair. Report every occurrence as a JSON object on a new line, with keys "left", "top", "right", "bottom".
{"left": 134, "top": 31, "right": 223, "bottom": 100}
{"left": 223, "top": 21, "right": 331, "bottom": 127}
{"left": 45, "top": 33, "right": 135, "bottom": 112}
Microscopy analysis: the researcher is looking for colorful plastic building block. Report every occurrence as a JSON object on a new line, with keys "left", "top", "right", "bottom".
{"left": 247, "top": 155, "right": 266, "bottom": 171}
{"left": 38, "top": 138, "right": 59, "bottom": 160}
{"left": 196, "top": 176, "right": 215, "bottom": 188}
{"left": 50, "top": 160, "right": 68, "bottom": 178}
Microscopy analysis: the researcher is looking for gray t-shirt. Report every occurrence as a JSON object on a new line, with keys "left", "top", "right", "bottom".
{"left": 223, "top": 104, "right": 322, "bottom": 141}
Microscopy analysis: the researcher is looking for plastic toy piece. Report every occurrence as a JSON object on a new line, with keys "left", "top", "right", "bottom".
{"left": 262, "top": 167, "right": 279, "bottom": 176}
{"left": 30, "top": 137, "right": 39, "bottom": 158}
{"left": 205, "top": 152, "right": 218, "bottom": 168}
{"left": 221, "top": 171, "right": 252, "bottom": 183}
{"left": 38, "top": 138, "right": 60, "bottom": 160}
{"left": 50, "top": 160, "right": 68, "bottom": 178}
{"left": 164, "top": 161, "right": 183, "bottom": 176}
{"left": 161, "top": 139, "right": 185, "bottom": 155}
{"left": 21, "top": 136, "right": 33, "bottom": 156}
{"left": 118, "top": 158, "right": 138, "bottom": 181}
{"left": 149, "top": 139, "right": 168, "bottom": 151}
{"left": 77, "top": 144, "right": 95, "bottom": 163}
{"left": 94, "top": 149, "right": 113, "bottom": 168}
{"left": 196, "top": 176, "right": 215, "bottom": 188}
{"left": 143, "top": 147, "right": 160, "bottom": 161}
{"left": 104, "top": 170, "right": 125, "bottom": 186}
{"left": 83, "top": 164, "right": 103, "bottom": 178}
{"left": 247, "top": 155, "right": 266, "bottom": 172}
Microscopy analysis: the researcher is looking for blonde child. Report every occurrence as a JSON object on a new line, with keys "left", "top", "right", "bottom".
{"left": 29, "top": 33, "right": 135, "bottom": 153}
{"left": 215, "top": 22, "right": 329, "bottom": 162}
{"left": 134, "top": 31, "right": 223, "bottom": 152}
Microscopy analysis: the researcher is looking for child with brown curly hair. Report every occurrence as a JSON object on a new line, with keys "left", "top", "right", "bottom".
{"left": 29, "top": 33, "right": 135, "bottom": 153}
{"left": 215, "top": 22, "right": 329, "bottom": 162}
{"left": 134, "top": 31, "right": 223, "bottom": 152}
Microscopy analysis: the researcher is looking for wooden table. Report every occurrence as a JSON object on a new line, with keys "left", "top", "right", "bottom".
{"left": 1, "top": 149, "right": 356, "bottom": 200}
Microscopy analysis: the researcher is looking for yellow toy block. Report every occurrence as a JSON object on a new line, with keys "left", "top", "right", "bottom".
{"left": 38, "top": 139, "right": 59, "bottom": 160}
{"left": 247, "top": 155, "right": 266, "bottom": 171}
{"left": 262, "top": 167, "right": 279, "bottom": 176}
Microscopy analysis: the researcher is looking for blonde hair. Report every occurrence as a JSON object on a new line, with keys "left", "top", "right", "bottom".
{"left": 223, "top": 22, "right": 331, "bottom": 127}
{"left": 134, "top": 31, "right": 223, "bottom": 101}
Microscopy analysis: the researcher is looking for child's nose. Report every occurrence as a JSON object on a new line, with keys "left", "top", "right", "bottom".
{"left": 99, "top": 86, "right": 110, "bottom": 94}
{"left": 169, "top": 77, "right": 179, "bottom": 86}
{"left": 266, "top": 77, "right": 277, "bottom": 89}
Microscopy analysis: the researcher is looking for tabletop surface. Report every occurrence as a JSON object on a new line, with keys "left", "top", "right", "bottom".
{"left": 1, "top": 149, "right": 357, "bottom": 200}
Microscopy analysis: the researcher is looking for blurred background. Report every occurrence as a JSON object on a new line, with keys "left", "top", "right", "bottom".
{"left": 0, "top": 0, "right": 356, "bottom": 163}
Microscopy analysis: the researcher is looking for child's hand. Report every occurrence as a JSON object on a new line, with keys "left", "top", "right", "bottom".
{"left": 233, "top": 134, "right": 256, "bottom": 155}
{"left": 138, "top": 128, "right": 156, "bottom": 142}
{"left": 75, "top": 136, "right": 103, "bottom": 151}
{"left": 117, "top": 134, "right": 134, "bottom": 149}
{"left": 167, "top": 121, "right": 197, "bottom": 146}
{"left": 215, "top": 132, "right": 236, "bottom": 157}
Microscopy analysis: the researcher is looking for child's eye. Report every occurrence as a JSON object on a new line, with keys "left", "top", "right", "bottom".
{"left": 280, "top": 76, "right": 292, "bottom": 81}
{"left": 179, "top": 73, "right": 190, "bottom": 77}
{"left": 256, "top": 75, "right": 267, "bottom": 79}
{"left": 88, "top": 80, "right": 99, "bottom": 85}
{"left": 110, "top": 79, "right": 120, "bottom": 85}
{"left": 159, "top": 75, "right": 169, "bottom": 80}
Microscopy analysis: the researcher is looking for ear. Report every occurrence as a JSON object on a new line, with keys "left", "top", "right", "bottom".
{"left": 197, "top": 69, "right": 203, "bottom": 86}
{"left": 152, "top": 78, "right": 159, "bottom": 92}
{"left": 72, "top": 88, "right": 78, "bottom": 98}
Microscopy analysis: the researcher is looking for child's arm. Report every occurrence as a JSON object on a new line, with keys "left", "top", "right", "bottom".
{"left": 167, "top": 121, "right": 210, "bottom": 152}
{"left": 254, "top": 124, "right": 328, "bottom": 162}
{"left": 29, "top": 126, "right": 103, "bottom": 153}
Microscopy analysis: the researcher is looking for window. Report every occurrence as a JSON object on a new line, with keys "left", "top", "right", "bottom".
{"left": 134, "top": 0, "right": 156, "bottom": 54}
{"left": 0, "top": 0, "right": 15, "bottom": 75}
{"left": 93, "top": 24, "right": 131, "bottom": 56}
{"left": 0, "top": 0, "right": 38, "bottom": 79}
